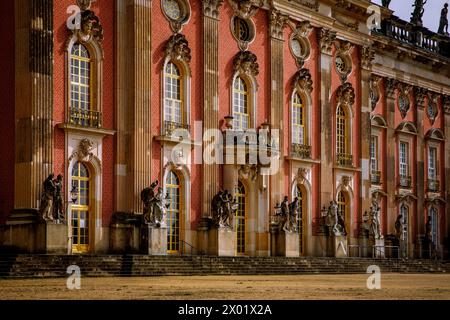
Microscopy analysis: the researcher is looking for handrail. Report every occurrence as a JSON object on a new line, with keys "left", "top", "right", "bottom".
{"left": 179, "top": 240, "right": 196, "bottom": 256}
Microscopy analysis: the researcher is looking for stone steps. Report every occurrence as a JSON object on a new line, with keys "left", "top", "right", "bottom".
{"left": 0, "top": 255, "right": 449, "bottom": 278}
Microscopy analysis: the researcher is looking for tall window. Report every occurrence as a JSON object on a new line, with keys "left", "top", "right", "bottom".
{"left": 70, "top": 44, "right": 91, "bottom": 113}
{"left": 370, "top": 136, "right": 378, "bottom": 172}
{"left": 429, "top": 207, "right": 438, "bottom": 245}
{"left": 166, "top": 171, "right": 181, "bottom": 253}
{"left": 296, "top": 186, "right": 305, "bottom": 255}
{"left": 337, "top": 191, "right": 348, "bottom": 235}
{"left": 164, "top": 62, "right": 183, "bottom": 124}
{"left": 235, "top": 181, "right": 246, "bottom": 255}
{"left": 292, "top": 93, "right": 306, "bottom": 145}
{"left": 428, "top": 147, "right": 437, "bottom": 180}
{"left": 71, "top": 162, "right": 91, "bottom": 253}
{"left": 336, "top": 106, "right": 347, "bottom": 155}
{"left": 399, "top": 142, "right": 409, "bottom": 177}
{"left": 399, "top": 205, "right": 409, "bottom": 255}
{"left": 233, "top": 77, "right": 250, "bottom": 130}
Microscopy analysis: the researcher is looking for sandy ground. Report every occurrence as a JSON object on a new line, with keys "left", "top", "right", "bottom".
{"left": 0, "top": 274, "right": 449, "bottom": 300}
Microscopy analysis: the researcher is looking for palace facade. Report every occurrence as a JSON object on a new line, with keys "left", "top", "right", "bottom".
{"left": 0, "top": 0, "right": 449, "bottom": 258}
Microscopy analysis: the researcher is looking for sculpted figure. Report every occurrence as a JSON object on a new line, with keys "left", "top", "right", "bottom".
{"left": 141, "top": 180, "right": 168, "bottom": 227}
{"left": 438, "top": 4, "right": 449, "bottom": 35}
{"left": 40, "top": 174, "right": 56, "bottom": 221}
{"left": 53, "top": 174, "right": 65, "bottom": 222}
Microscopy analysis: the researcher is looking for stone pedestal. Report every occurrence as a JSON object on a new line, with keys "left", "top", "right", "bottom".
{"left": 208, "top": 227, "right": 235, "bottom": 256}
{"left": 334, "top": 236, "right": 348, "bottom": 258}
{"left": 110, "top": 224, "right": 140, "bottom": 253}
{"left": 373, "top": 238, "right": 385, "bottom": 258}
{"left": 36, "top": 222, "right": 69, "bottom": 254}
{"left": 275, "top": 231, "right": 300, "bottom": 257}
{"left": 146, "top": 226, "right": 168, "bottom": 256}
{"left": 197, "top": 217, "right": 211, "bottom": 255}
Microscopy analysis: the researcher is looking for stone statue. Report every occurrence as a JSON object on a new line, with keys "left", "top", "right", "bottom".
{"left": 381, "top": 0, "right": 391, "bottom": 9}
{"left": 326, "top": 200, "right": 346, "bottom": 236}
{"left": 141, "top": 180, "right": 169, "bottom": 227}
{"left": 394, "top": 214, "right": 403, "bottom": 239}
{"left": 274, "top": 196, "right": 299, "bottom": 233}
{"left": 410, "top": 0, "right": 427, "bottom": 27}
{"left": 39, "top": 174, "right": 56, "bottom": 221}
{"left": 211, "top": 190, "right": 224, "bottom": 226}
{"left": 211, "top": 190, "right": 238, "bottom": 228}
{"left": 438, "top": 3, "right": 449, "bottom": 36}
{"left": 425, "top": 216, "right": 433, "bottom": 243}
{"left": 53, "top": 174, "right": 65, "bottom": 222}
{"left": 369, "top": 199, "right": 382, "bottom": 240}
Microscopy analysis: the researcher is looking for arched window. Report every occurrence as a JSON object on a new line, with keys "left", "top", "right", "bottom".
{"left": 233, "top": 77, "right": 250, "bottom": 130}
{"left": 429, "top": 207, "right": 438, "bottom": 245}
{"left": 164, "top": 62, "right": 183, "bottom": 125}
{"left": 292, "top": 92, "right": 306, "bottom": 145}
{"left": 399, "top": 204, "right": 409, "bottom": 255}
{"left": 336, "top": 105, "right": 347, "bottom": 155}
{"left": 70, "top": 44, "right": 94, "bottom": 126}
{"left": 71, "top": 162, "right": 91, "bottom": 253}
{"left": 235, "top": 181, "right": 247, "bottom": 255}
{"left": 337, "top": 191, "right": 349, "bottom": 235}
{"left": 166, "top": 171, "right": 181, "bottom": 253}
{"left": 296, "top": 186, "right": 306, "bottom": 255}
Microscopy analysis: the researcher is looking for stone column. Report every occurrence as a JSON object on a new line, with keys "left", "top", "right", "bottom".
{"left": 201, "top": 0, "right": 224, "bottom": 217}
{"left": 14, "top": 0, "right": 54, "bottom": 210}
{"left": 268, "top": 9, "right": 288, "bottom": 207}
{"left": 115, "top": 0, "right": 152, "bottom": 214}
{"left": 360, "top": 45, "right": 374, "bottom": 230}
{"left": 443, "top": 97, "right": 450, "bottom": 258}
{"left": 317, "top": 28, "right": 336, "bottom": 207}
{"left": 385, "top": 78, "right": 397, "bottom": 234}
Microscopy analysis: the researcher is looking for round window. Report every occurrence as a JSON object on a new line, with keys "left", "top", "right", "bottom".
{"left": 335, "top": 55, "right": 347, "bottom": 74}
{"left": 232, "top": 16, "right": 254, "bottom": 43}
{"left": 291, "top": 38, "right": 303, "bottom": 58}
{"left": 162, "top": 0, "right": 182, "bottom": 20}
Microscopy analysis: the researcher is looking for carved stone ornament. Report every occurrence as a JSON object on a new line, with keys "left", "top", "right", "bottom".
{"left": 397, "top": 84, "right": 411, "bottom": 119}
{"left": 336, "top": 82, "right": 355, "bottom": 107}
{"left": 317, "top": 28, "right": 336, "bottom": 55}
{"left": 238, "top": 164, "right": 258, "bottom": 181}
{"left": 165, "top": 33, "right": 191, "bottom": 65}
{"left": 295, "top": 167, "right": 309, "bottom": 187}
{"left": 69, "top": 138, "right": 95, "bottom": 162}
{"left": 334, "top": 41, "right": 353, "bottom": 83}
{"left": 426, "top": 93, "right": 438, "bottom": 125}
{"left": 414, "top": 87, "right": 428, "bottom": 109}
{"left": 68, "top": 3, "right": 104, "bottom": 44}
{"left": 360, "top": 45, "right": 375, "bottom": 70}
{"left": 385, "top": 78, "right": 398, "bottom": 98}
{"left": 161, "top": 0, "right": 191, "bottom": 33}
{"left": 270, "top": 9, "right": 288, "bottom": 40}
{"left": 202, "top": 0, "right": 224, "bottom": 19}
{"left": 233, "top": 50, "right": 259, "bottom": 77}
{"left": 229, "top": 0, "right": 263, "bottom": 19}
{"left": 369, "top": 75, "right": 381, "bottom": 111}
{"left": 289, "top": 21, "right": 312, "bottom": 68}
{"left": 286, "top": 0, "right": 319, "bottom": 12}
{"left": 341, "top": 175, "right": 351, "bottom": 191}
{"left": 293, "top": 68, "right": 313, "bottom": 93}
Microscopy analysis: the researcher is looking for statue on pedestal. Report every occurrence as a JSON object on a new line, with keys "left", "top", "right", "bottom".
{"left": 141, "top": 180, "right": 169, "bottom": 227}
{"left": 274, "top": 196, "right": 299, "bottom": 233}
{"left": 410, "top": 0, "right": 427, "bottom": 27}
{"left": 211, "top": 190, "right": 238, "bottom": 228}
{"left": 438, "top": 3, "right": 449, "bottom": 36}
{"left": 381, "top": 0, "right": 391, "bottom": 9}
{"left": 40, "top": 174, "right": 56, "bottom": 221}
{"left": 369, "top": 199, "right": 382, "bottom": 240}
{"left": 53, "top": 174, "right": 65, "bottom": 223}
{"left": 325, "top": 200, "right": 346, "bottom": 236}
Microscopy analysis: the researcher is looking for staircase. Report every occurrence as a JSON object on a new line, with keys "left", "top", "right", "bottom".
{"left": 0, "top": 255, "right": 449, "bottom": 278}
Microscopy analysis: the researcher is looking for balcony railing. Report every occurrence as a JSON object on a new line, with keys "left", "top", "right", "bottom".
{"left": 427, "top": 179, "right": 440, "bottom": 192}
{"left": 336, "top": 153, "right": 353, "bottom": 167}
{"left": 371, "top": 170, "right": 382, "bottom": 185}
{"left": 69, "top": 107, "right": 102, "bottom": 128}
{"left": 291, "top": 143, "right": 311, "bottom": 159}
{"left": 163, "top": 120, "right": 190, "bottom": 137}
{"left": 398, "top": 175, "right": 412, "bottom": 188}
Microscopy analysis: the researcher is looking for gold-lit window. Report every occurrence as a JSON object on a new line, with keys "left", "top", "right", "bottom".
{"left": 235, "top": 181, "right": 246, "bottom": 255}
{"left": 233, "top": 77, "right": 250, "bottom": 130}
{"left": 292, "top": 93, "right": 306, "bottom": 145}
{"left": 71, "top": 162, "right": 91, "bottom": 253}
{"left": 296, "top": 186, "right": 305, "bottom": 255}
{"left": 336, "top": 106, "right": 347, "bottom": 155}
{"left": 70, "top": 44, "right": 91, "bottom": 112}
{"left": 164, "top": 62, "right": 183, "bottom": 124}
{"left": 370, "top": 136, "right": 378, "bottom": 172}
{"left": 337, "top": 191, "right": 348, "bottom": 234}
{"left": 166, "top": 171, "right": 181, "bottom": 253}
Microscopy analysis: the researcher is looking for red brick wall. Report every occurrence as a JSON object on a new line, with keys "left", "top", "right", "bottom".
{"left": 53, "top": 0, "right": 115, "bottom": 226}
{"left": 0, "top": 0, "right": 15, "bottom": 223}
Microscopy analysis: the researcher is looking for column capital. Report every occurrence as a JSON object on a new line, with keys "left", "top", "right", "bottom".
{"left": 269, "top": 9, "right": 288, "bottom": 41}
{"left": 317, "top": 28, "right": 336, "bottom": 55}
{"left": 360, "top": 45, "right": 375, "bottom": 70}
{"left": 202, "top": 0, "right": 224, "bottom": 19}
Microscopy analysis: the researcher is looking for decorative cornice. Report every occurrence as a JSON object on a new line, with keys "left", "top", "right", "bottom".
{"left": 370, "top": 75, "right": 381, "bottom": 111}
{"left": 165, "top": 33, "right": 192, "bottom": 65}
{"left": 228, "top": 0, "right": 263, "bottom": 19}
{"left": 270, "top": 9, "right": 289, "bottom": 40}
{"left": 361, "top": 45, "right": 375, "bottom": 70}
{"left": 293, "top": 68, "right": 313, "bottom": 93}
{"left": 286, "top": 0, "right": 319, "bottom": 12}
{"left": 317, "top": 28, "right": 337, "bottom": 55}
{"left": 336, "top": 82, "right": 355, "bottom": 107}
{"left": 202, "top": 0, "right": 224, "bottom": 19}
{"left": 233, "top": 50, "right": 259, "bottom": 77}
{"left": 414, "top": 87, "right": 428, "bottom": 109}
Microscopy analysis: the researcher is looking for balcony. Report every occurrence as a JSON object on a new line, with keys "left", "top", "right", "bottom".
{"left": 398, "top": 175, "right": 412, "bottom": 188}
{"left": 69, "top": 108, "right": 102, "bottom": 128}
{"left": 371, "top": 170, "right": 382, "bottom": 185}
{"left": 336, "top": 153, "right": 353, "bottom": 167}
{"left": 163, "top": 120, "right": 190, "bottom": 138}
{"left": 427, "top": 179, "right": 440, "bottom": 192}
{"left": 291, "top": 143, "right": 311, "bottom": 159}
